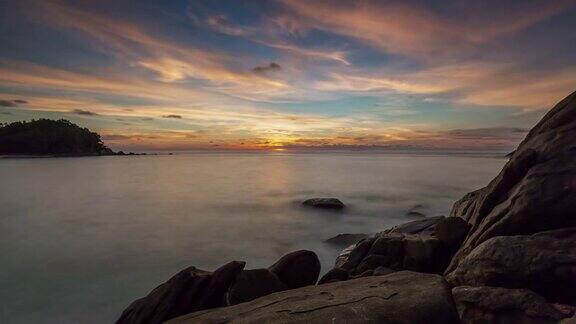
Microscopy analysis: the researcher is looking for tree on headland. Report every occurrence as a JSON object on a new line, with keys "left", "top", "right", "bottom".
{"left": 0, "top": 119, "right": 114, "bottom": 155}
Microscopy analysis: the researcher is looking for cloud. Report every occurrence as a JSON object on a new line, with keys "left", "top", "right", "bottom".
{"left": 447, "top": 128, "right": 528, "bottom": 140}
{"left": 0, "top": 99, "right": 27, "bottom": 107}
{"left": 253, "top": 62, "right": 281, "bottom": 73}
{"left": 279, "top": 0, "right": 575, "bottom": 59}
{"left": 162, "top": 114, "right": 182, "bottom": 119}
{"left": 71, "top": 109, "right": 99, "bottom": 116}
{"left": 0, "top": 100, "right": 17, "bottom": 107}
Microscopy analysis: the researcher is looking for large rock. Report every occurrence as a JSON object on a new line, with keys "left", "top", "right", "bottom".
{"left": 168, "top": 271, "right": 460, "bottom": 324}
{"left": 302, "top": 198, "right": 345, "bottom": 210}
{"left": 447, "top": 91, "right": 576, "bottom": 274}
{"left": 226, "top": 269, "right": 287, "bottom": 305}
{"left": 452, "top": 286, "right": 568, "bottom": 324}
{"left": 447, "top": 227, "right": 576, "bottom": 304}
{"left": 116, "top": 261, "right": 245, "bottom": 324}
{"left": 323, "top": 216, "right": 469, "bottom": 282}
{"left": 268, "top": 250, "right": 321, "bottom": 289}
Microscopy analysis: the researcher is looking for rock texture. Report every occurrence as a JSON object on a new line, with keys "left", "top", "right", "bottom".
{"left": 302, "top": 198, "right": 345, "bottom": 209}
{"left": 168, "top": 271, "right": 460, "bottom": 324}
{"left": 452, "top": 286, "right": 568, "bottom": 324}
{"left": 447, "top": 91, "right": 576, "bottom": 274}
{"left": 447, "top": 227, "right": 576, "bottom": 304}
{"left": 321, "top": 216, "right": 469, "bottom": 283}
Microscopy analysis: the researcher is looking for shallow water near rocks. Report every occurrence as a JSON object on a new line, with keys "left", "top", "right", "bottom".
{"left": 0, "top": 151, "right": 505, "bottom": 323}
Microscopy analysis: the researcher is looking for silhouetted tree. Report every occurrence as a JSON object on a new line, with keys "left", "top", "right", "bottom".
{"left": 0, "top": 119, "right": 114, "bottom": 155}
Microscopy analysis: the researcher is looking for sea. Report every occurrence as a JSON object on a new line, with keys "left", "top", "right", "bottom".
{"left": 0, "top": 151, "right": 506, "bottom": 323}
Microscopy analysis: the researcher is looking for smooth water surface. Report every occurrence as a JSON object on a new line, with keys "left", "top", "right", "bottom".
{"left": 0, "top": 152, "right": 505, "bottom": 323}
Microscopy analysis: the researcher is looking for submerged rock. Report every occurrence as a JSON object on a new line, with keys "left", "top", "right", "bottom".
{"left": 302, "top": 198, "right": 345, "bottom": 210}
{"left": 452, "top": 286, "right": 568, "bottom": 324}
{"left": 168, "top": 271, "right": 460, "bottom": 324}
{"left": 268, "top": 250, "right": 321, "bottom": 289}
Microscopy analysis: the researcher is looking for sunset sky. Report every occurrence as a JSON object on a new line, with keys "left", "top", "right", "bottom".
{"left": 0, "top": 0, "right": 575, "bottom": 151}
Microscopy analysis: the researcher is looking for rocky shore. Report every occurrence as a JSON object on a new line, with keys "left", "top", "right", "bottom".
{"left": 117, "top": 91, "right": 576, "bottom": 323}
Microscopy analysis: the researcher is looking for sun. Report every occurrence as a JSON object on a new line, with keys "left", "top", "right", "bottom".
{"left": 273, "top": 148, "right": 286, "bottom": 152}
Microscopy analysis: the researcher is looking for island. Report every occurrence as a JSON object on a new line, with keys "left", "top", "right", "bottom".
{"left": 0, "top": 119, "right": 144, "bottom": 156}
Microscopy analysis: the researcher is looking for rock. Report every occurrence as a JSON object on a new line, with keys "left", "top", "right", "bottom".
{"left": 302, "top": 198, "right": 345, "bottom": 210}
{"left": 354, "top": 254, "right": 391, "bottom": 275}
{"left": 317, "top": 267, "right": 349, "bottom": 284}
{"left": 373, "top": 266, "right": 396, "bottom": 276}
{"left": 324, "top": 233, "right": 369, "bottom": 247}
{"left": 168, "top": 271, "right": 460, "bottom": 324}
{"left": 447, "top": 91, "right": 576, "bottom": 274}
{"left": 339, "top": 237, "right": 375, "bottom": 271}
{"left": 452, "top": 286, "right": 568, "bottom": 324}
{"left": 402, "top": 234, "right": 446, "bottom": 273}
{"left": 226, "top": 269, "right": 287, "bottom": 305}
{"left": 446, "top": 227, "right": 576, "bottom": 304}
{"left": 367, "top": 232, "right": 404, "bottom": 269}
{"left": 116, "top": 261, "right": 245, "bottom": 324}
{"left": 269, "top": 250, "right": 321, "bottom": 289}
{"left": 383, "top": 216, "right": 444, "bottom": 235}
{"left": 406, "top": 211, "right": 426, "bottom": 217}
{"left": 335, "top": 243, "right": 356, "bottom": 268}
{"left": 331, "top": 216, "right": 461, "bottom": 279}
{"left": 435, "top": 216, "right": 470, "bottom": 249}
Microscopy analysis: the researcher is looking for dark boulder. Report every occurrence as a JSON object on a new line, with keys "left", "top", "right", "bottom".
{"left": 302, "top": 198, "right": 345, "bottom": 210}
{"left": 317, "top": 267, "right": 349, "bottom": 284}
{"left": 226, "top": 269, "right": 287, "bottom": 305}
{"left": 452, "top": 286, "right": 568, "bottom": 324}
{"left": 435, "top": 216, "right": 470, "bottom": 249}
{"left": 447, "top": 227, "right": 576, "bottom": 304}
{"left": 269, "top": 250, "right": 321, "bottom": 289}
{"left": 367, "top": 232, "right": 404, "bottom": 269}
{"left": 116, "top": 261, "right": 245, "bottom": 324}
{"left": 168, "top": 271, "right": 460, "bottom": 324}
{"left": 339, "top": 237, "right": 375, "bottom": 271}
{"left": 446, "top": 91, "right": 576, "bottom": 274}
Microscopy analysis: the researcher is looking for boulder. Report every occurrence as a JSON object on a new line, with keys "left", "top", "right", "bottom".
{"left": 402, "top": 234, "right": 446, "bottom": 273}
{"left": 116, "top": 261, "right": 245, "bottom": 324}
{"left": 435, "top": 216, "right": 470, "bottom": 249}
{"left": 226, "top": 269, "right": 287, "bottom": 305}
{"left": 324, "top": 233, "right": 369, "bottom": 247}
{"left": 447, "top": 91, "right": 576, "bottom": 274}
{"left": 383, "top": 216, "right": 444, "bottom": 235}
{"left": 446, "top": 227, "right": 576, "bottom": 304}
{"left": 168, "top": 271, "right": 460, "bottom": 324}
{"left": 302, "top": 198, "right": 345, "bottom": 210}
{"left": 269, "top": 250, "right": 321, "bottom": 289}
{"left": 452, "top": 286, "right": 568, "bottom": 324}
{"left": 339, "top": 237, "right": 376, "bottom": 271}
{"left": 329, "top": 216, "right": 464, "bottom": 280}
{"left": 317, "top": 267, "right": 349, "bottom": 284}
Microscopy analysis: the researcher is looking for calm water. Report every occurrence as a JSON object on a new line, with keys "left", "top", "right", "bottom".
{"left": 0, "top": 152, "right": 505, "bottom": 323}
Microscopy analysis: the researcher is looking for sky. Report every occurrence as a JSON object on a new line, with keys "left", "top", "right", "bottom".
{"left": 0, "top": 0, "right": 575, "bottom": 151}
